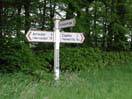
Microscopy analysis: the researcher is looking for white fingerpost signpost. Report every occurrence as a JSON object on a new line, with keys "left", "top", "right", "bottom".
{"left": 26, "top": 15, "right": 85, "bottom": 81}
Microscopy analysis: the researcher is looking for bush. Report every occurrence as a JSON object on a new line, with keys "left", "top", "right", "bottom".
{"left": 59, "top": 47, "right": 132, "bottom": 71}
{"left": 0, "top": 39, "right": 41, "bottom": 73}
{"left": 1, "top": 38, "right": 132, "bottom": 73}
{"left": 34, "top": 47, "right": 132, "bottom": 72}
{"left": 35, "top": 50, "right": 53, "bottom": 72}
{"left": 60, "top": 47, "right": 103, "bottom": 71}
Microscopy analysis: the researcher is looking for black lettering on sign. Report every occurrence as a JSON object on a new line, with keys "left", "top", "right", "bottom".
{"left": 62, "top": 38, "right": 75, "bottom": 41}
{"left": 33, "top": 37, "right": 48, "bottom": 40}
{"left": 61, "top": 22, "right": 73, "bottom": 26}
{"left": 33, "top": 33, "right": 46, "bottom": 36}
{"left": 62, "top": 34, "right": 72, "bottom": 37}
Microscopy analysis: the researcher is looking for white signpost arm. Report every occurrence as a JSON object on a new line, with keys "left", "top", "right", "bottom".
{"left": 53, "top": 15, "right": 61, "bottom": 80}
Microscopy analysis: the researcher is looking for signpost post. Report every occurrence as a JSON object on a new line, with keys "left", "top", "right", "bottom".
{"left": 53, "top": 16, "right": 61, "bottom": 80}
{"left": 26, "top": 15, "right": 85, "bottom": 81}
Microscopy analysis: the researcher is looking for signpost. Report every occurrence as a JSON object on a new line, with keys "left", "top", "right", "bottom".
{"left": 26, "top": 15, "right": 85, "bottom": 80}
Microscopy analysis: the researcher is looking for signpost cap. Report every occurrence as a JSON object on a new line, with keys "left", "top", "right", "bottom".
{"left": 53, "top": 14, "right": 61, "bottom": 20}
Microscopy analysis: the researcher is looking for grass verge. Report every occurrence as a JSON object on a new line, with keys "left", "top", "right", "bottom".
{"left": 0, "top": 63, "right": 132, "bottom": 99}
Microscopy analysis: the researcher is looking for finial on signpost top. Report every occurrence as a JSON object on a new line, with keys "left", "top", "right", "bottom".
{"left": 53, "top": 14, "right": 61, "bottom": 20}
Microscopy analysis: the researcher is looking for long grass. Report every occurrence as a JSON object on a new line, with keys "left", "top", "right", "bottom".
{"left": 0, "top": 63, "right": 132, "bottom": 99}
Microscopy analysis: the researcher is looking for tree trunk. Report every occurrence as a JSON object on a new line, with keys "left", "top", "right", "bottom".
{"left": 49, "top": 0, "right": 56, "bottom": 30}
{"left": 24, "top": 0, "right": 31, "bottom": 33}
{"left": 0, "top": 2, "right": 3, "bottom": 38}
{"left": 107, "top": 0, "right": 115, "bottom": 50}
{"left": 102, "top": 2, "right": 108, "bottom": 50}
{"left": 114, "top": 0, "right": 126, "bottom": 50}
{"left": 41, "top": 0, "right": 46, "bottom": 30}
{"left": 16, "top": 4, "right": 22, "bottom": 38}
{"left": 86, "top": 6, "right": 92, "bottom": 47}
{"left": 66, "top": 3, "right": 75, "bottom": 19}
{"left": 93, "top": 1, "right": 97, "bottom": 47}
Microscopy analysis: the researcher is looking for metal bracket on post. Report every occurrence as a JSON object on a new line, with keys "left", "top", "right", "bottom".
{"left": 53, "top": 15, "right": 61, "bottom": 81}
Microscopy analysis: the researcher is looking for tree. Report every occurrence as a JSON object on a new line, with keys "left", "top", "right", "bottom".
{"left": 0, "top": 1, "right": 3, "bottom": 38}
{"left": 24, "top": 0, "right": 31, "bottom": 33}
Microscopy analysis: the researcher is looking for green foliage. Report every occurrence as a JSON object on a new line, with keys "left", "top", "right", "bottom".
{"left": 1, "top": 41, "right": 132, "bottom": 73}
{"left": 60, "top": 47, "right": 132, "bottom": 71}
{"left": 60, "top": 48, "right": 101, "bottom": 71}
{"left": 0, "top": 0, "right": 132, "bottom": 73}
{"left": 0, "top": 38, "right": 40, "bottom": 73}
{"left": 35, "top": 50, "right": 53, "bottom": 72}
{"left": 36, "top": 47, "right": 132, "bottom": 71}
{"left": 0, "top": 62, "right": 132, "bottom": 99}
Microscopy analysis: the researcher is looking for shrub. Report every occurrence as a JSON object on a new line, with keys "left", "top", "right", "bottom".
{"left": 59, "top": 47, "right": 132, "bottom": 71}
{"left": 0, "top": 39, "right": 40, "bottom": 73}
{"left": 1, "top": 38, "right": 132, "bottom": 73}
{"left": 36, "top": 47, "right": 132, "bottom": 72}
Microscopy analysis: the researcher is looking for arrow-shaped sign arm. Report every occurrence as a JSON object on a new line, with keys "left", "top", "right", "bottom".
{"left": 80, "top": 33, "right": 85, "bottom": 43}
{"left": 59, "top": 18, "right": 76, "bottom": 29}
{"left": 26, "top": 31, "right": 32, "bottom": 42}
